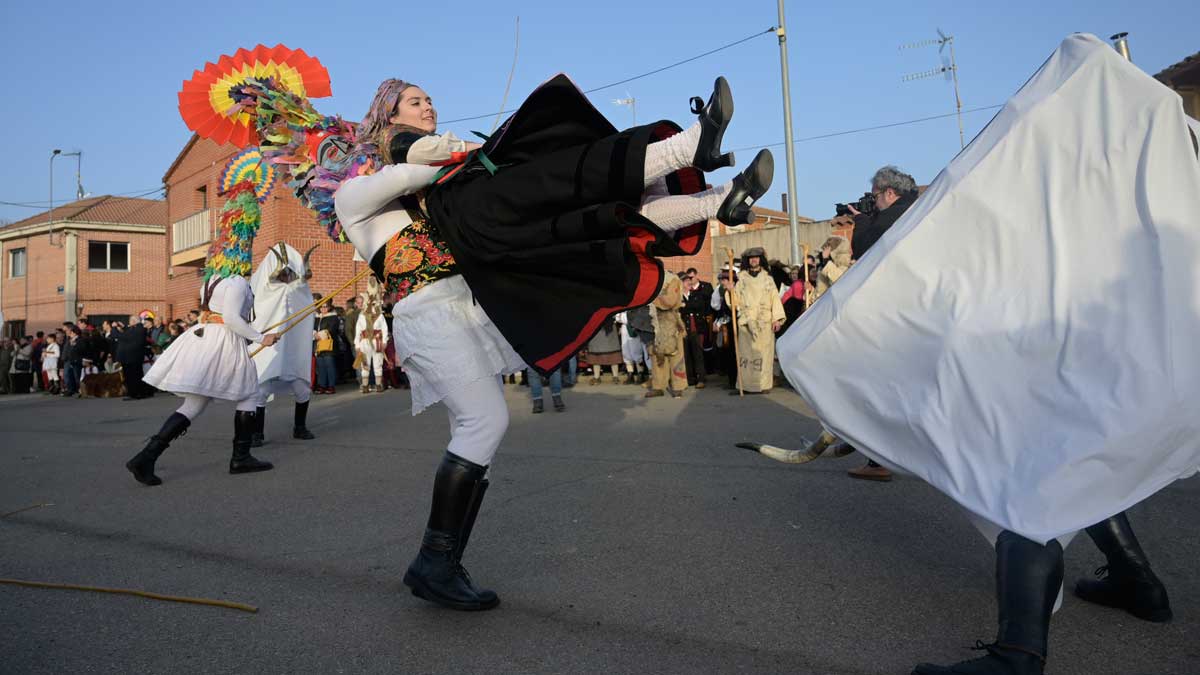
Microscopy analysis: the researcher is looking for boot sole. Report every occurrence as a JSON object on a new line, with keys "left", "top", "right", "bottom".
{"left": 229, "top": 465, "right": 274, "bottom": 475}
{"left": 125, "top": 461, "right": 162, "bottom": 486}
{"left": 1074, "top": 587, "right": 1173, "bottom": 622}
{"left": 402, "top": 572, "right": 501, "bottom": 611}
{"left": 717, "top": 150, "right": 774, "bottom": 225}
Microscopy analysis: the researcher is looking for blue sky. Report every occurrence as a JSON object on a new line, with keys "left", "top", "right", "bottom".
{"left": 1, "top": 0, "right": 1196, "bottom": 225}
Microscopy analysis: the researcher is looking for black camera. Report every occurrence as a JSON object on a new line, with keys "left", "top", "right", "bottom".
{"left": 835, "top": 192, "right": 877, "bottom": 218}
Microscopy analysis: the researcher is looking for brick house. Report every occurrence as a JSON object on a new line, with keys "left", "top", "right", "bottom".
{"left": 0, "top": 196, "right": 166, "bottom": 337}
{"left": 162, "top": 135, "right": 365, "bottom": 320}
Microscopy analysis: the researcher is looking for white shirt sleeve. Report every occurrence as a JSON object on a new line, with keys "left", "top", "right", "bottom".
{"left": 406, "top": 132, "right": 470, "bottom": 165}
{"left": 334, "top": 163, "right": 441, "bottom": 223}
{"left": 710, "top": 289, "right": 724, "bottom": 311}
{"left": 222, "top": 311, "right": 265, "bottom": 344}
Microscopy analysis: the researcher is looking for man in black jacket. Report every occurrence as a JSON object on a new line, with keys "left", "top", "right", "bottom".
{"left": 116, "top": 317, "right": 152, "bottom": 400}
{"left": 680, "top": 268, "right": 713, "bottom": 388}
{"left": 848, "top": 165, "right": 919, "bottom": 262}
{"left": 843, "top": 165, "right": 919, "bottom": 481}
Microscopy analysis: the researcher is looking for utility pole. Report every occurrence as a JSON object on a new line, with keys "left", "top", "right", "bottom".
{"left": 776, "top": 0, "right": 801, "bottom": 265}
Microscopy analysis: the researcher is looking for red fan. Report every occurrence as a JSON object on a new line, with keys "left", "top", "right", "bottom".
{"left": 177, "top": 44, "right": 332, "bottom": 148}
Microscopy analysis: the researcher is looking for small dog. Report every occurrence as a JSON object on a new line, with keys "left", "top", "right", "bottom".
{"left": 81, "top": 371, "right": 125, "bottom": 398}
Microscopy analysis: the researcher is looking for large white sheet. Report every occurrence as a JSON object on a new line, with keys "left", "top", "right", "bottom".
{"left": 778, "top": 34, "right": 1200, "bottom": 545}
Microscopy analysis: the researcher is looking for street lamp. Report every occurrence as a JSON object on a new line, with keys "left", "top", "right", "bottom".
{"left": 50, "top": 149, "right": 83, "bottom": 247}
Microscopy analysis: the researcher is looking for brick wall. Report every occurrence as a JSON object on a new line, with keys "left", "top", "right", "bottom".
{"left": 1, "top": 234, "right": 65, "bottom": 334}
{"left": 77, "top": 230, "right": 167, "bottom": 323}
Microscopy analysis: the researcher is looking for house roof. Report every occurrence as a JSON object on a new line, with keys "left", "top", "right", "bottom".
{"left": 752, "top": 205, "right": 814, "bottom": 223}
{"left": 162, "top": 133, "right": 200, "bottom": 184}
{"left": 1155, "top": 51, "right": 1200, "bottom": 88}
{"left": 1, "top": 195, "right": 167, "bottom": 231}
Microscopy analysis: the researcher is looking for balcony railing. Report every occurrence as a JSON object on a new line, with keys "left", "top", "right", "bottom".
{"left": 172, "top": 209, "right": 213, "bottom": 253}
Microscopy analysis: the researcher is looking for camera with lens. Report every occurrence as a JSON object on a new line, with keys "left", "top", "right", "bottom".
{"left": 835, "top": 192, "right": 877, "bottom": 218}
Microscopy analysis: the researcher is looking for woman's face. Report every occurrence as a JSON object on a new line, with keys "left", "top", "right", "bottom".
{"left": 389, "top": 86, "right": 437, "bottom": 134}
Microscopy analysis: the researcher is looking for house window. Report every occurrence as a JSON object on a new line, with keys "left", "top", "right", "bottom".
{"left": 8, "top": 247, "right": 25, "bottom": 277}
{"left": 197, "top": 185, "right": 208, "bottom": 210}
{"left": 4, "top": 319, "right": 25, "bottom": 339}
{"left": 88, "top": 241, "right": 130, "bottom": 271}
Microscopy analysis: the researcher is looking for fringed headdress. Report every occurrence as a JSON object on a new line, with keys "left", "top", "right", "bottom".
{"left": 351, "top": 79, "right": 416, "bottom": 163}
{"left": 203, "top": 180, "right": 262, "bottom": 280}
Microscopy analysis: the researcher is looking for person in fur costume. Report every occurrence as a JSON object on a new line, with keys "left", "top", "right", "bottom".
{"left": 647, "top": 274, "right": 687, "bottom": 398}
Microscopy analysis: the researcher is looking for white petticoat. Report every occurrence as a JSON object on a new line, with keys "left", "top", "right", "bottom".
{"left": 392, "top": 275, "right": 525, "bottom": 415}
{"left": 144, "top": 323, "right": 260, "bottom": 401}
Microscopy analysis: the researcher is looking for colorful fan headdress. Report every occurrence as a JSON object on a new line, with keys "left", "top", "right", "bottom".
{"left": 178, "top": 44, "right": 332, "bottom": 148}
{"left": 203, "top": 181, "right": 262, "bottom": 280}
{"left": 178, "top": 44, "right": 367, "bottom": 243}
{"left": 220, "top": 148, "right": 277, "bottom": 202}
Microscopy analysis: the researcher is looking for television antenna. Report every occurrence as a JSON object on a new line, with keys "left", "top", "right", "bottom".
{"left": 613, "top": 92, "right": 636, "bottom": 126}
{"left": 900, "top": 28, "right": 965, "bottom": 149}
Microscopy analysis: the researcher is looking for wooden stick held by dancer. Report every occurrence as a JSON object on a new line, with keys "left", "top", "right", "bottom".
{"left": 250, "top": 267, "right": 374, "bottom": 357}
{"left": 725, "top": 247, "right": 743, "bottom": 397}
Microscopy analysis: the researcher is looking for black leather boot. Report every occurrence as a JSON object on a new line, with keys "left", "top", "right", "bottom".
{"left": 1075, "top": 511, "right": 1172, "bottom": 622}
{"left": 293, "top": 400, "right": 316, "bottom": 440}
{"left": 251, "top": 406, "right": 266, "bottom": 447}
{"left": 403, "top": 452, "right": 499, "bottom": 611}
{"left": 716, "top": 149, "right": 774, "bottom": 226}
{"left": 912, "top": 530, "right": 1062, "bottom": 675}
{"left": 126, "top": 412, "right": 191, "bottom": 486}
{"left": 690, "top": 76, "right": 735, "bottom": 171}
{"left": 229, "top": 410, "right": 273, "bottom": 474}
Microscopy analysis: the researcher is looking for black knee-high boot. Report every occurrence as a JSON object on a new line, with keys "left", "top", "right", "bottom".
{"left": 126, "top": 412, "right": 190, "bottom": 486}
{"left": 293, "top": 400, "right": 315, "bottom": 440}
{"left": 1075, "top": 511, "right": 1172, "bottom": 622}
{"left": 403, "top": 451, "right": 499, "bottom": 611}
{"left": 913, "top": 530, "right": 1063, "bottom": 675}
{"left": 251, "top": 406, "right": 266, "bottom": 447}
{"left": 229, "top": 410, "right": 273, "bottom": 474}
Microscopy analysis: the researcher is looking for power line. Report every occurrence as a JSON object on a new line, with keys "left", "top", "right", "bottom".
{"left": 0, "top": 186, "right": 164, "bottom": 209}
{"left": 729, "top": 104, "right": 1003, "bottom": 153}
{"left": 440, "top": 26, "right": 777, "bottom": 125}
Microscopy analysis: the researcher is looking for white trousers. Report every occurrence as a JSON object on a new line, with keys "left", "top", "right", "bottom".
{"left": 360, "top": 352, "right": 385, "bottom": 381}
{"left": 176, "top": 393, "right": 256, "bottom": 421}
{"left": 442, "top": 375, "right": 509, "bottom": 467}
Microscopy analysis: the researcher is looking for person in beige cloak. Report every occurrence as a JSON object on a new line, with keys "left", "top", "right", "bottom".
{"left": 647, "top": 273, "right": 688, "bottom": 398}
{"left": 731, "top": 247, "right": 785, "bottom": 394}
{"left": 813, "top": 235, "right": 850, "bottom": 299}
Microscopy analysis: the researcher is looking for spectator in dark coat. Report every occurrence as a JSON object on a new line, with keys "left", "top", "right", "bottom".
{"left": 116, "top": 317, "right": 152, "bottom": 400}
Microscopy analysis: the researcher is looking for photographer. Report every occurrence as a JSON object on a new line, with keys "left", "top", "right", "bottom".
{"left": 846, "top": 165, "right": 919, "bottom": 261}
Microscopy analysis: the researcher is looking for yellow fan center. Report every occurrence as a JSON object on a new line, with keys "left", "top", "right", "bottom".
{"left": 208, "top": 61, "right": 307, "bottom": 126}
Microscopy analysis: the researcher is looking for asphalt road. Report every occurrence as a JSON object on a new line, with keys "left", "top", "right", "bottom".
{"left": 1, "top": 382, "right": 1196, "bottom": 674}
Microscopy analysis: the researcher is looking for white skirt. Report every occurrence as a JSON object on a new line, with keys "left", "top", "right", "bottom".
{"left": 392, "top": 275, "right": 525, "bottom": 415}
{"left": 144, "top": 323, "right": 260, "bottom": 401}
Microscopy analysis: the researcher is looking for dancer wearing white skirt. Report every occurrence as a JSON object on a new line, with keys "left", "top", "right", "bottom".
{"left": 248, "top": 242, "right": 319, "bottom": 446}
{"left": 126, "top": 183, "right": 280, "bottom": 486}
